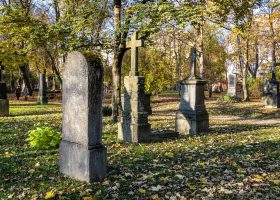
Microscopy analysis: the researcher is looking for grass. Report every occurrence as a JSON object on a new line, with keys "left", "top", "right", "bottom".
{"left": 0, "top": 95, "right": 280, "bottom": 199}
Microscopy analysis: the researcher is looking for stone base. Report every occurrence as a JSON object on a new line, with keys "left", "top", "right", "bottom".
{"left": 175, "top": 111, "right": 209, "bottom": 135}
{"left": 262, "top": 95, "right": 280, "bottom": 108}
{"left": 37, "top": 96, "right": 48, "bottom": 104}
{"left": 0, "top": 99, "right": 9, "bottom": 116}
{"left": 118, "top": 122, "right": 151, "bottom": 143}
{"left": 227, "top": 88, "right": 237, "bottom": 97}
{"left": 59, "top": 140, "right": 107, "bottom": 183}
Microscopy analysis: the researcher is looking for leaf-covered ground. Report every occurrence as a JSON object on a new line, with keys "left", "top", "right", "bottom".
{"left": 1, "top": 94, "right": 280, "bottom": 199}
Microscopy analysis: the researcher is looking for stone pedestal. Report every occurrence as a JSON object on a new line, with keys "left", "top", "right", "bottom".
{"left": 60, "top": 51, "right": 107, "bottom": 183}
{"left": 176, "top": 79, "right": 209, "bottom": 134}
{"left": 60, "top": 141, "right": 107, "bottom": 182}
{"left": 262, "top": 79, "right": 280, "bottom": 108}
{"left": 38, "top": 73, "right": 48, "bottom": 104}
{"left": 0, "top": 99, "right": 9, "bottom": 116}
{"left": 118, "top": 76, "right": 151, "bottom": 143}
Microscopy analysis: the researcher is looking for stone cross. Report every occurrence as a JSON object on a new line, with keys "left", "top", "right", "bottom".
{"left": 272, "top": 61, "right": 280, "bottom": 80}
{"left": 126, "top": 31, "right": 144, "bottom": 76}
{"left": 189, "top": 47, "right": 198, "bottom": 79}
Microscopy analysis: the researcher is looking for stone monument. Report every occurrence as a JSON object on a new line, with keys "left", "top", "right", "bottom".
{"left": 59, "top": 51, "right": 107, "bottom": 182}
{"left": 262, "top": 61, "right": 280, "bottom": 108}
{"left": 118, "top": 31, "right": 151, "bottom": 143}
{"left": 175, "top": 48, "right": 209, "bottom": 134}
{"left": 0, "top": 63, "right": 9, "bottom": 116}
{"left": 227, "top": 73, "right": 237, "bottom": 97}
{"left": 38, "top": 73, "right": 48, "bottom": 104}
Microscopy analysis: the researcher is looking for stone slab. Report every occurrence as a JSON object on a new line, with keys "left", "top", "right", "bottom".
{"left": 60, "top": 51, "right": 106, "bottom": 183}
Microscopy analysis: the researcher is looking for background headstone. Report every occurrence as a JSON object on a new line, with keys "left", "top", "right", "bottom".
{"left": 60, "top": 51, "right": 107, "bottom": 183}
{"left": 38, "top": 73, "right": 48, "bottom": 104}
{"left": 227, "top": 73, "right": 237, "bottom": 97}
{"left": 175, "top": 47, "right": 209, "bottom": 134}
{"left": 262, "top": 62, "right": 280, "bottom": 108}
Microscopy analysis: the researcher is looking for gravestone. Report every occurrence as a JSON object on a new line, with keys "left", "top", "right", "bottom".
{"left": 118, "top": 31, "right": 151, "bottom": 143}
{"left": 0, "top": 64, "right": 9, "bottom": 116}
{"left": 262, "top": 62, "right": 280, "bottom": 108}
{"left": 38, "top": 73, "right": 48, "bottom": 104}
{"left": 175, "top": 48, "right": 209, "bottom": 134}
{"left": 227, "top": 73, "right": 237, "bottom": 97}
{"left": 59, "top": 51, "right": 107, "bottom": 182}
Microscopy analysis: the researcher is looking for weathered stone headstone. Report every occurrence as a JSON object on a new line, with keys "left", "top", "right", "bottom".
{"left": 262, "top": 62, "right": 280, "bottom": 108}
{"left": 0, "top": 64, "right": 9, "bottom": 116}
{"left": 175, "top": 48, "right": 209, "bottom": 134}
{"left": 118, "top": 31, "right": 151, "bottom": 143}
{"left": 38, "top": 73, "right": 48, "bottom": 104}
{"left": 227, "top": 73, "right": 237, "bottom": 97}
{"left": 59, "top": 51, "right": 107, "bottom": 182}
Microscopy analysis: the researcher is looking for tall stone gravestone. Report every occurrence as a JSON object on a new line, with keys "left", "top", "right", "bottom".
{"left": 118, "top": 31, "right": 151, "bottom": 143}
{"left": 227, "top": 73, "right": 237, "bottom": 97}
{"left": 38, "top": 73, "right": 48, "bottom": 104}
{"left": 0, "top": 64, "right": 9, "bottom": 116}
{"left": 262, "top": 62, "right": 280, "bottom": 108}
{"left": 59, "top": 51, "right": 107, "bottom": 182}
{"left": 176, "top": 48, "right": 209, "bottom": 134}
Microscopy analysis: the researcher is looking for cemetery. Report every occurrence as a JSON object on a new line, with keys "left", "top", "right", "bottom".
{"left": 0, "top": 1, "right": 280, "bottom": 199}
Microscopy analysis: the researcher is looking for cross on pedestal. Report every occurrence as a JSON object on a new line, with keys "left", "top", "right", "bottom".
{"left": 126, "top": 31, "right": 144, "bottom": 76}
{"left": 0, "top": 62, "right": 4, "bottom": 82}
{"left": 272, "top": 61, "right": 280, "bottom": 80}
{"left": 189, "top": 47, "right": 198, "bottom": 79}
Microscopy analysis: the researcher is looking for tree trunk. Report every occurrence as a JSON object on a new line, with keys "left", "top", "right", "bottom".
{"left": 253, "top": 40, "right": 259, "bottom": 79}
{"left": 111, "top": 0, "right": 122, "bottom": 122}
{"left": 236, "top": 35, "right": 249, "bottom": 101}
{"left": 199, "top": 24, "right": 204, "bottom": 79}
{"left": 243, "top": 38, "right": 250, "bottom": 101}
{"left": 269, "top": 12, "right": 276, "bottom": 79}
{"left": 47, "top": 50, "right": 62, "bottom": 85}
{"left": 208, "top": 81, "right": 212, "bottom": 98}
{"left": 19, "top": 65, "right": 33, "bottom": 96}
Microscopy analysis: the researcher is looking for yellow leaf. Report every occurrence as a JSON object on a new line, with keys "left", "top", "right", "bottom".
{"left": 164, "top": 152, "right": 174, "bottom": 158}
{"left": 200, "top": 177, "right": 208, "bottom": 184}
{"left": 271, "top": 180, "right": 280, "bottom": 185}
{"left": 151, "top": 194, "right": 160, "bottom": 200}
{"left": 83, "top": 196, "right": 94, "bottom": 200}
{"left": 198, "top": 162, "right": 205, "bottom": 167}
{"left": 186, "top": 183, "right": 196, "bottom": 190}
{"left": 45, "top": 191, "right": 55, "bottom": 199}
{"left": 138, "top": 188, "right": 146, "bottom": 194}
{"left": 236, "top": 167, "right": 245, "bottom": 174}
{"left": 120, "top": 147, "right": 126, "bottom": 151}
{"left": 5, "top": 152, "right": 11, "bottom": 158}
{"left": 254, "top": 175, "right": 263, "bottom": 182}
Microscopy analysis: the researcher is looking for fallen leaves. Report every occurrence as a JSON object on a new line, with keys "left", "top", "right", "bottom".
{"left": 44, "top": 191, "right": 56, "bottom": 199}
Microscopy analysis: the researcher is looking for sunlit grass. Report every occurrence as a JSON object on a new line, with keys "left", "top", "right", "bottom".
{"left": 0, "top": 98, "right": 280, "bottom": 199}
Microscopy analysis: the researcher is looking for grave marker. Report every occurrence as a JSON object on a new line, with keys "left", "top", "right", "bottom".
{"left": 59, "top": 51, "right": 107, "bottom": 182}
